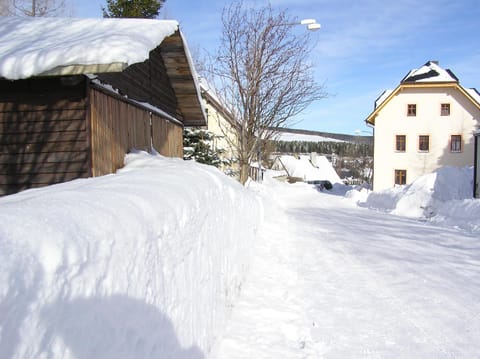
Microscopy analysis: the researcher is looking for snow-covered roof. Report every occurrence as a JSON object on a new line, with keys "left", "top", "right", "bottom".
{"left": 274, "top": 155, "right": 342, "bottom": 183}
{"left": 0, "top": 16, "right": 179, "bottom": 80}
{"left": 466, "top": 88, "right": 480, "bottom": 105}
{"left": 366, "top": 60, "right": 480, "bottom": 126}
{"left": 374, "top": 89, "right": 393, "bottom": 109}
{"left": 401, "top": 61, "right": 458, "bottom": 83}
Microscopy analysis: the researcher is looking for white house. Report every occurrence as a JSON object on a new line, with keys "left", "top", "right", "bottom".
{"left": 365, "top": 61, "right": 480, "bottom": 191}
{"left": 199, "top": 79, "right": 240, "bottom": 177}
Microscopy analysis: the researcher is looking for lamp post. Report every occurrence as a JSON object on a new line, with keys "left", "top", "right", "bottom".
{"left": 300, "top": 19, "right": 321, "bottom": 31}
{"left": 254, "top": 18, "right": 321, "bottom": 183}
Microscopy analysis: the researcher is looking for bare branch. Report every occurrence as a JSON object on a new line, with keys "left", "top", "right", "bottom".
{"left": 212, "top": 1, "right": 327, "bottom": 183}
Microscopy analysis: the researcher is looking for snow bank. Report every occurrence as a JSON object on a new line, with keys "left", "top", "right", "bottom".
{"left": 0, "top": 151, "right": 261, "bottom": 358}
{"left": 352, "top": 166, "right": 479, "bottom": 233}
{"left": 0, "top": 17, "right": 179, "bottom": 79}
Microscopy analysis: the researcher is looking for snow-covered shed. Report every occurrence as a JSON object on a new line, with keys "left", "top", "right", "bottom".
{"left": 0, "top": 17, "right": 206, "bottom": 195}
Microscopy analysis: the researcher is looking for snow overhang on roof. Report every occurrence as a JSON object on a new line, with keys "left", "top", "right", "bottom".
{"left": 0, "top": 16, "right": 207, "bottom": 126}
{"left": 0, "top": 17, "right": 179, "bottom": 79}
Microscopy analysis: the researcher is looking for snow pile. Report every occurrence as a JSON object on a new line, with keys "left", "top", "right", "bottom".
{"left": 0, "top": 17, "right": 179, "bottom": 79}
{"left": 273, "top": 155, "right": 342, "bottom": 184}
{"left": 352, "top": 166, "right": 479, "bottom": 233}
{"left": 0, "top": 151, "right": 261, "bottom": 358}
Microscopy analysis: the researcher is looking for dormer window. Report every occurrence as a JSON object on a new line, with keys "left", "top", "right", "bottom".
{"left": 407, "top": 104, "right": 416, "bottom": 116}
{"left": 441, "top": 103, "right": 450, "bottom": 116}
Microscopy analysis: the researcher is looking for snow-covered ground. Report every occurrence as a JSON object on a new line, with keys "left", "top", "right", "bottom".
{"left": 212, "top": 170, "right": 480, "bottom": 358}
{"left": 1, "top": 152, "right": 479, "bottom": 358}
{"left": 0, "top": 151, "right": 261, "bottom": 358}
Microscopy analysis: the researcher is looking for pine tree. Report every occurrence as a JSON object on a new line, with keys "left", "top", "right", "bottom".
{"left": 102, "top": 0, "right": 165, "bottom": 19}
{"left": 183, "top": 129, "right": 227, "bottom": 168}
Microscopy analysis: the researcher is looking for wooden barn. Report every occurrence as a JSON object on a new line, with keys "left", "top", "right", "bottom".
{"left": 0, "top": 17, "right": 206, "bottom": 196}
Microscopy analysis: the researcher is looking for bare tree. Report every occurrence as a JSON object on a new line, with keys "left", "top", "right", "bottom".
{"left": 9, "top": 0, "right": 70, "bottom": 16}
{"left": 0, "top": 0, "right": 13, "bottom": 14}
{"left": 212, "top": 1, "right": 327, "bottom": 184}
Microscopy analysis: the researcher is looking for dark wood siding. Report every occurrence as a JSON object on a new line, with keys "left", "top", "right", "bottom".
{"left": 89, "top": 87, "right": 183, "bottom": 177}
{"left": 0, "top": 76, "right": 89, "bottom": 196}
{"left": 96, "top": 45, "right": 180, "bottom": 120}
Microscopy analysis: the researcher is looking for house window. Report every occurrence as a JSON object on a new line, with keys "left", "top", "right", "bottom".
{"left": 450, "top": 135, "right": 462, "bottom": 152}
{"left": 441, "top": 103, "right": 450, "bottom": 116}
{"left": 407, "top": 104, "right": 416, "bottom": 116}
{"left": 395, "top": 135, "right": 406, "bottom": 152}
{"left": 395, "top": 169, "right": 407, "bottom": 185}
{"left": 419, "top": 135, "right": 430, "bottom": 152}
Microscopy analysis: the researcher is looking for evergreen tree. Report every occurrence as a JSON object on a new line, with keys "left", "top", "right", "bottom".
{"left": 183, "top": 129, "right": 227, "bottom": 168}
{"left": 102, "top": 0, "right": 165, "bottom": 19}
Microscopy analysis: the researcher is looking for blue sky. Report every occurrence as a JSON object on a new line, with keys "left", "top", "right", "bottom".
{"left": 76, "top": 0, "right": 480, "bottom": 135}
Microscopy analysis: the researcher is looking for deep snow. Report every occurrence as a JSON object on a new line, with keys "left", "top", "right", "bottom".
{"left": 0, "top": 152, "right": 261, "bottom": 358}
{"left": 349, "top": 166, "right": 479, "bottom": 233}
{"left": 1, "top": 152, "right": 479, "bottom": 358}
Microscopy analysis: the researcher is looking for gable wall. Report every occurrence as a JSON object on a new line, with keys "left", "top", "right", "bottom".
{"left": 373, "top": 86, "right": 480, "bottom": 191}
{"left": 96, "top": 46, "right": 180, "bottom": 120}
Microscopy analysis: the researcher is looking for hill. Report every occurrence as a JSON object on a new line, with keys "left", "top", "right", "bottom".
{"left": 271, "top": 127, "right": 373, "bottom": 145}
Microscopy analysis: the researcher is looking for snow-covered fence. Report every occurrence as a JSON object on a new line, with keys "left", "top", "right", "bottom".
{"left": 0, "top": 152, "right": 262, "bottom": 358}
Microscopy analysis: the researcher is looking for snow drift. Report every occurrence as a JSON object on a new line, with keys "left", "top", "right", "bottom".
{"left": 350, "top": 166, "right": 479, "bottom": 233}
{"left": 0, "top": 151, "right": 261, "bottom": 358}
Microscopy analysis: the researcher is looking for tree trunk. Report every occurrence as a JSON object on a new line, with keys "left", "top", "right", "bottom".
{"left": 239, "top": 161, "right": 249, "bottom": 185}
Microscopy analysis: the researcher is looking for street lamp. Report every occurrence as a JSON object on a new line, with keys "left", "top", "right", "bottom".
{"left": 255, "top": 17, "right": 321, "bottom": 182}
{"left": 300, "top": 19, "right": 321, "bottom": 31}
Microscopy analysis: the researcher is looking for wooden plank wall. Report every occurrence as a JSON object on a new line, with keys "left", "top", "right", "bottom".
{"left": 152, "top": 117, "right": 183, "bottom": 157}
{"left": 0, "top": 77, "right": 89, "bottom": 196}
{"left": 89, "top": 87, "right": 183, "bottom": 177}
{"left": 96, "top": 45, "right": 179, "bottom": 121}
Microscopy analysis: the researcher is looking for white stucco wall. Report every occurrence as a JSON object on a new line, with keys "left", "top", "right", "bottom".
{"left": 373, "top": 86, "right": 480, "bottom": 191}
{"left": 204, "top": 100, "right": 239, "bottom": 176}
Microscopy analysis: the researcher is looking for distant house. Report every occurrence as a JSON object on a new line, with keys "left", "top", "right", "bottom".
{"left": 199, "top": 79, "right": 240, "bottom": 176}
{"left": 365, "top": 61, "right": 480, "bottom": 191}
{"left": 271, "top": 154, "right": 342, "bottom": 185}
{"left": 0, "top": 17, "right": 206, "bottom": 195}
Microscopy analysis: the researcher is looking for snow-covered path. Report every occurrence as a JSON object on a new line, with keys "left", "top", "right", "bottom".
{"left": 211, "top": 181, "right": 480, "bottom": 358}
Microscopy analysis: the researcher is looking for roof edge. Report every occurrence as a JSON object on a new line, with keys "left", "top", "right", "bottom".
{"left": 38, "top": 62, "right": 128, "bottom": 77}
